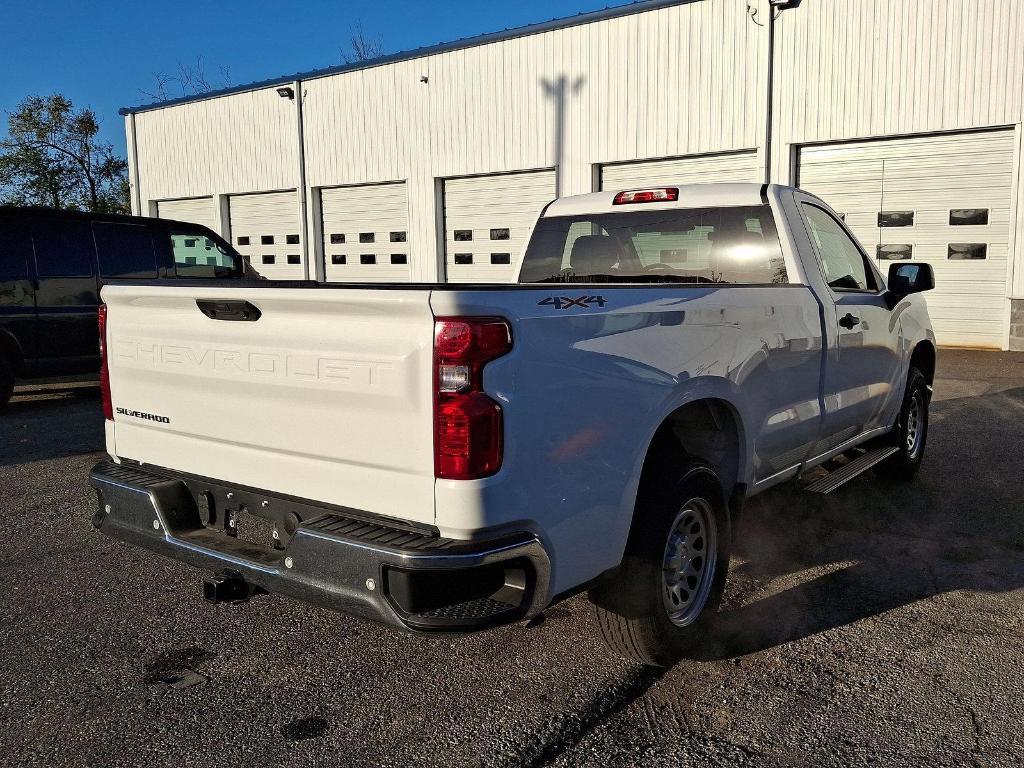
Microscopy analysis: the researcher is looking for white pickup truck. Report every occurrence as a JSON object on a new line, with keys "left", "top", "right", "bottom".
{"left": 90, "top": 183, "right": 936, "bottom": 666}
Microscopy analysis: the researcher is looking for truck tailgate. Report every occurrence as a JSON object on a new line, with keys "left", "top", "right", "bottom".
{"left": 102, "top": 284, "right": 436, "bottom": 525}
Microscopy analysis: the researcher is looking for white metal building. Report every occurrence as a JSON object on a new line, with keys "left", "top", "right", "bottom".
{"left": 122, "top": 0, "right": 1024, "bottom": 350}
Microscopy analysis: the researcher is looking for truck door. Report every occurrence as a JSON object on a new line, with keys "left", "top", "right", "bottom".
{"left": 29, "top": 217, "right": 101, "bottom": 368}
{"left": 0, "top": 217, "right": 37, "bottom": 366}
{"left": 798, "top": 201, "right": 903, "bottom": 450}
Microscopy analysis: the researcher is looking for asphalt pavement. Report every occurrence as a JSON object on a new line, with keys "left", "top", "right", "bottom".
{"left": 2, "top": 350, "right": 1022, "bottom": 767}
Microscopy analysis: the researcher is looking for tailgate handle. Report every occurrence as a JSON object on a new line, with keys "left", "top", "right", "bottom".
{"left": 196, "top": 299, "right": 262, "bottom": 322}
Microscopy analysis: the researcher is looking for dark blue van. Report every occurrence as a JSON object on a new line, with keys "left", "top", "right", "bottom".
{"left": 0, "top": 207, "right": 250, "bottom": 406}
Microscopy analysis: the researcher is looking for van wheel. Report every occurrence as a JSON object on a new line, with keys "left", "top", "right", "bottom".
{"left": 0, "top": 354, "right": 14, "bottom": 409}
{"left": 878, "top": 367, "right": 929, "bottom": 481}
{"left": 589, "top": 462, "right": 730, "bottom": 667}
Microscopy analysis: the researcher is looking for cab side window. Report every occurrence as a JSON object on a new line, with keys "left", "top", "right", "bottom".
{"left": 169, "top": 226, "right": 241, "bottom": 278}
{"left": 802, "top": 204, "right": 876, "bottom": 292}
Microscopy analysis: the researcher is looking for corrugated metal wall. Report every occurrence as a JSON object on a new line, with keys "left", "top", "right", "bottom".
{"left": 298, "top": 0, "right": 763, "bottom": 279}
{"left": 134, "top": 89, "right": 299, "bottom": 203}
{"left": 131, "top": 0, "right": 763, "bottom": 281}
{"left": 773, "top": 0, "right": 1024, "bottom": 301}
{"left": 128, "top": 0, "right": 1024, "bottom": 317}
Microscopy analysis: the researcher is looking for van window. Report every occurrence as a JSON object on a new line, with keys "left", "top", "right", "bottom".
{"left": 169, "top": 226, "right": 242, "bottom": 278}
{"left": 520, "top": 205, "right": 786, "bottom": 285}
{"left": 0, "top": 224, "right": 33, "bottom": 280}
{"left": 93, "top": 222, "right": 158, "bottom": 279}
{"left": 32, "top": 219, "right": 95, "bottom": 277}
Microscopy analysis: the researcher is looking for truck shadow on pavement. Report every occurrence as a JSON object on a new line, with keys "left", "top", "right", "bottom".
{"left": 697, "top": 384, "right": 1024, "bottom": 660}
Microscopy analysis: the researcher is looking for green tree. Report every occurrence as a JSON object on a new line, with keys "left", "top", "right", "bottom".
{"left": 0, "top": 94, "right": 129, "bottom": 213}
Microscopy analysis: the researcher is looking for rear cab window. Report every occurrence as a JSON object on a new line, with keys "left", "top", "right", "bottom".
{"left": 519, "top": 205, "right": 787, "bottom": 285}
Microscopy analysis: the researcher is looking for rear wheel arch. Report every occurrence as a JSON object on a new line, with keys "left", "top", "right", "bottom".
{"left": 638, "top": 398, "right": 745, "bottom": 510}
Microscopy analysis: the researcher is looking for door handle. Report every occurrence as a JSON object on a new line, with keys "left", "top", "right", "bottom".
{"left": 196, "top": 299, "right": 261, "bottom": 322}
{"left": 839, "top": 312, "right": 861, "bottom": 329}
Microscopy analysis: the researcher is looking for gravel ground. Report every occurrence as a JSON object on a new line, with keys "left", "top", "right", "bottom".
{"left": 1, "top": 350, "right": 1022, "bottom": 767}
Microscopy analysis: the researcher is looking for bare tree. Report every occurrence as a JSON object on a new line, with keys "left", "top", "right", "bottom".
{"left": 141, "top": 57, "right": 232, "bottom": 102}
{"left": 341, "top": 22, "right": 384, "bottom": 63}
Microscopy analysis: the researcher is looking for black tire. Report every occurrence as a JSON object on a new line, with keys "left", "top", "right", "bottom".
{"left": 878, "top": 366, "right": 929, "bottom": 480}
{"left": 589, "top": 462, "right": 731, "bottom": 667}
{"left": 0, "top": 354, "right": 14, "bottom": 410}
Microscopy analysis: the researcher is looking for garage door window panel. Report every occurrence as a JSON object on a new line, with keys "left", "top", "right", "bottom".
{"left": 877, "top": 244, "right": 913, "bottom": 261}
{"left": 948, "top": 243, "right": 987, "bottom": 260}
{"left": 878, "top": 211, "right": 915, "bottom": 227}
{"left": 950, "top": 209, "right": 989, "bottom": 226}
{"left": 802, "top": 204, "right": 877, "bottom": 292}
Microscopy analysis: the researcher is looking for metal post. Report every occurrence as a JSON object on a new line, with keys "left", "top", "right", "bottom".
{"left": 294, "top": 80, "right": 312, "bottom": 281}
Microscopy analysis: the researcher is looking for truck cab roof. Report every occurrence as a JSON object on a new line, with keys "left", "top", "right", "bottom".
{"left": 542, "top": 183, "right": 795, "bottom": 218}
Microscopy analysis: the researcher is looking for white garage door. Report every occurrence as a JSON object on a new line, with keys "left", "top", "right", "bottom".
{"left": 156, "top": 197, "right": 216, "bottom": 232}
{"left": 228, "top": 190, "right": 302, "bottom": 280}
{"left": 320, "top": 182, "right": 411, "bottom": 282}
{"left": 600, "top": 150, "right": 760, "bottom": 190}
{"left": 799, "top": 130, "right": 1014, "bottom": 348}
{"left": 443, "top": 170, "right": 556, "bottom": 283}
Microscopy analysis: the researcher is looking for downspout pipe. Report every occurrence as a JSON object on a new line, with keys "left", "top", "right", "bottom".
{"left": 764, "top": 5, "right": 775, "bottom": 185}
{"left": 294, "top": 80, "right": 311, "bottom": 280}
{"left": 764, "top": 0, "right": 801, "bottom": 184}
{"left": 127, "top": 113, "right": 142, "bottom": 215}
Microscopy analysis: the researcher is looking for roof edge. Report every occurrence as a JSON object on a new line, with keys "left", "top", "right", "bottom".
{"left": 120, "top": 0, "right": 695, "bottom": 116}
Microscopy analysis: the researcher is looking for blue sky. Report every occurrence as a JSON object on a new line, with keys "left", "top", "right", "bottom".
{"left": 0, "top": 0, "right": 623, "bottom": 156}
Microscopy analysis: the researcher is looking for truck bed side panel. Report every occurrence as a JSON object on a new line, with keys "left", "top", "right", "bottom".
{"left": 431, "top": 285, "right": 824, "bottom": 595}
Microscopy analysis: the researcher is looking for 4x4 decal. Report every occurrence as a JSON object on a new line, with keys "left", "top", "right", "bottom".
{"left": 538, "top": 295, "right": 607, "bottom": 310}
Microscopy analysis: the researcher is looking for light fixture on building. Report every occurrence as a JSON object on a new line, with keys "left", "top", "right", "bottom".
{"left": 276, "top": 86, "right": 295, "bottom": 99}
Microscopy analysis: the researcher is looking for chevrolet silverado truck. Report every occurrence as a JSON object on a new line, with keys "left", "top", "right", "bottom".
{"left": 89, "top": 183, "right": 936, "bottom": 666}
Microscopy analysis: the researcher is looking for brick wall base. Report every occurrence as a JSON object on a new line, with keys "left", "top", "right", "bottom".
{"left": 1010, "top": 299, "right": 1024, "bottom": 352}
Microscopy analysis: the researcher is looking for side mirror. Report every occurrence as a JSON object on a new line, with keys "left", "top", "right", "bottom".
{"left": 887, "top": 262, "right": 934, "bottom": 299}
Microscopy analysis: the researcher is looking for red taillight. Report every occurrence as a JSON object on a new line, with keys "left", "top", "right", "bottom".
{"left": 612, "top": 187, "right": 679, "bottom": 205}
{"left": 434, "top": 317, "right": 512, "bottom": 480}
{"left": 98, "top": 303, "right": 113, "bottom": 420}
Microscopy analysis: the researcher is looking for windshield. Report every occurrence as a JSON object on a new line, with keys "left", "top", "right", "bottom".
{"left": 518, "top": 205, "right": 787, "bottom": 285}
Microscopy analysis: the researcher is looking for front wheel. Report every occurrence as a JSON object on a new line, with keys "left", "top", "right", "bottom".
{"left": 589, "top": 462, "right": 730, "bottom": 667}
{"left": 878, "top": 367, "right": 929, "bottom": 480}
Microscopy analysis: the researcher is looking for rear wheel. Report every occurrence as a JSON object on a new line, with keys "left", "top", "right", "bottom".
{"left": 0, "top": 354, "right": 14, "bottom": 409}
{"left": 590, "top": 462, "right": 730, "bottom": 667}
{"left": 878, "top": 367, "right": 929, "bottom": 480}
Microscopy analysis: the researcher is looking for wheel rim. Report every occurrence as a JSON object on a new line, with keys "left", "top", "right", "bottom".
{"left": 661, "top": 496, "right": 718, "bottom": 627}
{"left": 905, "top": 390, "right": 925, "bottom": 458}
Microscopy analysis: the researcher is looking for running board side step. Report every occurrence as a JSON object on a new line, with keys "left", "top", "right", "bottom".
{"left": 803, "top": 445, "right": 900, "bottom": 494}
